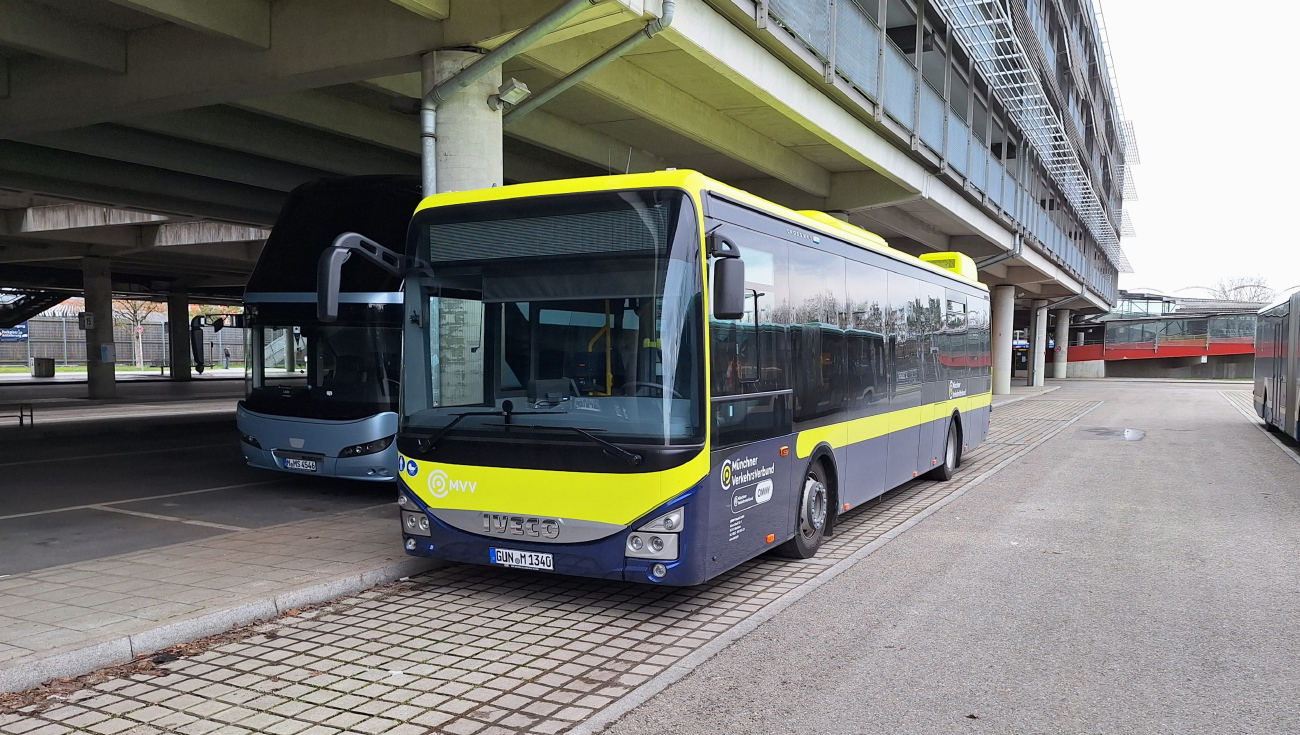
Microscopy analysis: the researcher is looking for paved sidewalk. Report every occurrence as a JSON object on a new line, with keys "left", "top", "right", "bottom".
{"left": 0, "top": 506, "right": 432, "bottom": 694}
{"left": 0, "top": 396, "right": 1100, "bottom": 733}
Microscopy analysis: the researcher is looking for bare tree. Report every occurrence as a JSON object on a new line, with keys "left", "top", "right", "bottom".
{"left": 1209, "top": 276, "right": 1275, "bottom": 304}
{"left": 113, "top": 299, "right": 164, "bottom": 369}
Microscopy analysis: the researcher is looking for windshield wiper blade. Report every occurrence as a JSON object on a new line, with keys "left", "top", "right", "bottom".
{"left": 402, "top": 410, "right": 501, "bottom": 453}
{"left": 403, "top": 409, "right": 566, "bottom": 453}
{"left": 484, "top": 423, "right": 643, "bottom": 466}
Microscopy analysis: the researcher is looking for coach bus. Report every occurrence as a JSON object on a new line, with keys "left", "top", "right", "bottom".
{"left": 236, "top": 176, "right": 421, "bottom": 481}
{"left": 319, "top": 170, "right": 991, "bottom": 584}
{"left": 1255, "top": 289, "right": 1300, "bottom": 437}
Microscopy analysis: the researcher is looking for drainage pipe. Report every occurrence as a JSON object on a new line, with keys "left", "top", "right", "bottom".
{"left": 421, "top": 0, "right": 603, "bottom": 194}
{"left": 503, "top": 0, "right": 675, "bottom": 127}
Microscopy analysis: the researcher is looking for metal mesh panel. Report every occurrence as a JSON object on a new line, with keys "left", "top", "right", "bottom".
{"left": 770, "top": 0, "right": 832, "bottom": 60}
{"left": 919, "top": 81, "right": 945, "bottom": 152}
{"left": 882, "top": 41, "right": 916, "bottom": 130}
{"left": 988, "top": 159, "right": 1005, "bottom": 207}
{"left": 428, "top": 207, "right": 669, "bottom": 263}
{"left": 834, "top": 0, "right": 880, "bottom": 98}
{"left": 932, "top": 0, "right": 1130, "bottom": 272}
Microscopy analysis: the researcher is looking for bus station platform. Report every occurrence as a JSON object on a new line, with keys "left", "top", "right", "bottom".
{"left": 7, "top": 379, "right": 1295, "bottom": 734}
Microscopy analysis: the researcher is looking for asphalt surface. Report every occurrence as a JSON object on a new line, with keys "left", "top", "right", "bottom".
{"left": 0, "top": 412, "right": 393, "bottom": 575}
{"left": 604, "top": 380, "right": 1300, "bottom": 735}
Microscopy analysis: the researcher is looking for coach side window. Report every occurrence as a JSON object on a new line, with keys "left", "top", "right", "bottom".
{"left": 709, "top": 229, "right": 793, "bottom": 447}
{"left": 789, "top": 245, "right": 847, "bottom": 426}
{"left": 846, "top": 259, "right": 889, "bottom": 417}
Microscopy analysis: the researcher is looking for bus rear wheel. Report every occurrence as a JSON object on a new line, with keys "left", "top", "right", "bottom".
{"left": 928, "top": 420, "right": 960, "bottom": 481}
{"left": 777, "top": 462, "right": 829, "bottom": 559}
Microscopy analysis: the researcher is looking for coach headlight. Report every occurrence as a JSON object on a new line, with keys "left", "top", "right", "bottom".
{"left": 340, "top": 435, "right": 395, "bottom": 458}
{"left": 626, "top": 508, "right": 682, "bottom": 561}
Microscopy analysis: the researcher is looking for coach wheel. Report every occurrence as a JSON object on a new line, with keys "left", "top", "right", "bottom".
{"left": 777, "top": 462, "right": 829, "bottom": 559}
{"left": 928, "top": 420, "right": 960, "bottom": 481}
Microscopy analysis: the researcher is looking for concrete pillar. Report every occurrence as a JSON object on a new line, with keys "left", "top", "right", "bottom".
{"left": 81, "top": 257, "right": 116, "bottom": 399}
{"left": 423, "top": 50, "right": 503, "bottom": 195}
{"left": 991, "top": 285, "right": 1014, "bottom": 395}
{"left": 1053, "top": 309, "right": 1070, "bottom": 379}
{"left": 167, "top": 290, "right": 191, "bottom": 381}
{"left": 1029, "top": 299, "right": 1049, "bottom": 387}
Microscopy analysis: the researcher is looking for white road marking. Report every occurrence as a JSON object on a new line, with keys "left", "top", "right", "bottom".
{"left": 0, "top": 481, "right": 278, "bottom": 522}
{"left": 88, "top": 505, "right": 250, "bottom": 532}
{"left": 0, "top": 442, "right": 235, "bottom": 468}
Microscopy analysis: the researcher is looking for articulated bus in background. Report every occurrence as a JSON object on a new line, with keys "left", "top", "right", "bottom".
{"left": 320, "top": 171, "right": 991, "bottom": 585}
{"left": 237, "top": 176, "right": 422, "bottom": 481}
{"left": 1255, "top": 290, "right": 1300, "bottom": 438}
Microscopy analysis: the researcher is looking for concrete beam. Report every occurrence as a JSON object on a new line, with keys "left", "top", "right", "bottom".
{"left": 103, "top": 0, "right": 272, "bottom": 48}
{"left": 155, "top": 222, "right": 269, "bottom": 247}
{"left": 521, "top": 44, "right": 831, "bottom": 197}
{"left": 506, "top": 110, "right": 667, "bottom": 174}
{"left": 6, "top": 204, "right": 169, "bottom": 234}
{"left": 849, "top": 207, "right": 950, "bottom": 252}
{"left": 0, "top": 142, "right": 284, "bottom": 222}
{"left": 0, "top": 0, "right": 126, "bottom": 73}
{"left": 124, "top": 107, "right": 419, "bottom": 177}
{"left": 22, "top": 125, "right": 334, "bottom": 192}
{"left": 388, "top": 0, "right": 449, "bottom": 20}
{"left": 0, "top": 0, "right": 441, "bottom": 139}
{"left": 233, "top": 91, "right": 419, "bottom": 154}
{"left": 0, "top": 58, "right": 8, "bottom": 100}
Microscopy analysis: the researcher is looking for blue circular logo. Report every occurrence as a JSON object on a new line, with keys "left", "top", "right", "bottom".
{"left": 405, "top": 459, "right": 418, "bottom": 477}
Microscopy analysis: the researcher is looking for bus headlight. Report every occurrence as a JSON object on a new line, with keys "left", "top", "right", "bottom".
{"left": 638, "top": 508, "right": 684, "bottom": 533}
{"left": 626, "top": 532, "right": 677, "bottom": 560}
{"left": 402, "top": 511, "right": 431, "bottom": 536}
{"left": 340, "top": 435, "right": 395, "bottom": 458}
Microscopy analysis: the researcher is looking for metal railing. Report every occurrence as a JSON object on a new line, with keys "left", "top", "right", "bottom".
{"left": 755, "top": 0, "right": 1125, "bottom": 301}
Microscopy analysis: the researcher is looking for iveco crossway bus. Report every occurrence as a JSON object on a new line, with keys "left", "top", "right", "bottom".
{"left": 237, "top": 176, "right": 421, "bottom": 481}
{"left": 318, "top": 171, "right": 992, "bottom": 584}
{"left": 1255, "top": 289, "right": 1300, "bottom": 437}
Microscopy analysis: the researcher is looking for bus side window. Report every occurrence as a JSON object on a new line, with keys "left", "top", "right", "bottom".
{"left": 708, "top": 229, "right": 792, "bottom": 447}
{"left": 846, "top": 259, "right": 888, "bottom": 417}
{"left": 789, "top": 244, "right": 846, "bottom": 426}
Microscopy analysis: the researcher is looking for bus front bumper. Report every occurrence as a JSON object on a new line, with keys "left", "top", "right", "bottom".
{"left": 397, "top": 481, "right": 708, "bottom": 586}
{"left": 237, "top": 404, "right": 399, "bottom": 482}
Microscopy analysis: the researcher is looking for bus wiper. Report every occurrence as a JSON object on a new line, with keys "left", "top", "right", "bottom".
{"left": 404, "top": 408, "right": 564, "bottom": 453}
{"left": 484, "top": 423, "right": 643, "bottom": 466}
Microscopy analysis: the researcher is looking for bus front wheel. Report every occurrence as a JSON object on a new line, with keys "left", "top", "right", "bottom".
{"left": 928, "top": 420, "right": 960, "bottom": 481}
{"left": 777, "top": 462, "right": 829, "bottom": 559}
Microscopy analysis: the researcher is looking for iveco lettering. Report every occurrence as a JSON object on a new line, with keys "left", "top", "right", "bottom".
{"left": 319, "top": 171, "right": 992, "bottom": 585}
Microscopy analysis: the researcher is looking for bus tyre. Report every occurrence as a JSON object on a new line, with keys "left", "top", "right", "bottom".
{"left": 777, "top": 462, "right": 829, "bottom": 559}
{"left": 928, "top": 420, "right": 960, "bottom": 481}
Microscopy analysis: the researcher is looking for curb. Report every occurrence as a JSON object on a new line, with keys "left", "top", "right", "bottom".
{"left": 991, "top": 384, "right": 1061, "bottom": 408}
{"left": 0, "top": 557, "right": 438, "bottom": 695}
{"left": 570, "top": 399, "right": 1104, "bottom": 735}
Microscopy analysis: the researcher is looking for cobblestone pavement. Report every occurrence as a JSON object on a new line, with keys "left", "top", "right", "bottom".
{"left": 0, "top": 398, "right": 1101, "bottom": 735}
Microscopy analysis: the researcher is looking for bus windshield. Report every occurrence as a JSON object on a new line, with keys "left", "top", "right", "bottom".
{"left": 245, "top": 321, "right": 402, "bottom": 421}
{"left": 400, "top": 189, "right": 704, "bottom": 447}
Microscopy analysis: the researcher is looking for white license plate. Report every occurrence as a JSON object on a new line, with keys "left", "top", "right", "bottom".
{"left": 490, "top": 548, "right": 554, "bottom": 571}
{"left": 283, "top": 458, "right": 317, "bottom": 472}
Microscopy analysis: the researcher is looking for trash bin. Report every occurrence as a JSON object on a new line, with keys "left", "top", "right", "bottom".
{"left": 31, "top": 357, "right": 55, "bottom": 378}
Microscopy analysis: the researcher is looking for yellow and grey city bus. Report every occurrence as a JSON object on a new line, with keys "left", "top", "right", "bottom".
{"left": 321, "top": 170, "right": 991, "bottom": 585}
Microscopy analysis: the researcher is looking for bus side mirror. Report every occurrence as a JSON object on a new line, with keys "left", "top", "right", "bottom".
{"left": 189, "top": 316, "right": 206, "bottom": 375}
{"left": 710, "top": 232, "right": 745, "bottom": 320}
{"left": 714, "top": 258, "right": 745, "bottom": 320}
{"left": 317, "top": 247, "right": 350, "bottom": 323}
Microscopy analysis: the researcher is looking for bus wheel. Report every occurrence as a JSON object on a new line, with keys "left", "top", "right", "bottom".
{"left": 777, "top": 462, "right": 829, "bottom": 559}
{"left": 928, "top": 420, "right": 960, "bottom": 481}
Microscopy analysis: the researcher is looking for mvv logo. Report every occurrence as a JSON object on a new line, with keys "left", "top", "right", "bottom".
{"left": 482, "top": 513, "right": 561, "bottom": 539}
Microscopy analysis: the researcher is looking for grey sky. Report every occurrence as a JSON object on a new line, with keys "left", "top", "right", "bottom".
{"left": 1103, "top": 0, "right": 1300, "bottom": 297}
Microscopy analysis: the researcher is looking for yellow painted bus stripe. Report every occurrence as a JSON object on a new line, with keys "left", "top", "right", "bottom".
{"left": 795, "top": 391, "right": 992, "bottom": 458}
